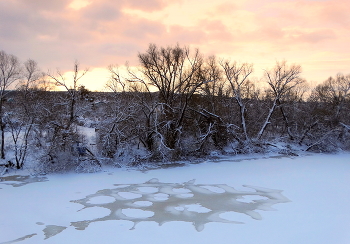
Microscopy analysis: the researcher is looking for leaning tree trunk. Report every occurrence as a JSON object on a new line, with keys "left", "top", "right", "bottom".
{"left": 256, "top": 98, "right": 277, "bottom": 140}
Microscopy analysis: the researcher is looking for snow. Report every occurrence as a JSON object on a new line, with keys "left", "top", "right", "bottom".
{"left": 87, "top": 196, "right": 115, "bottom": 204}
{"left": 1, "top": 153, "right": 350, "bottom": 243}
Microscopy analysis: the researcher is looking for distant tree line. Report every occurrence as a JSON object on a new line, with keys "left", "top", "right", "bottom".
{"left": 0, "top": 45, "right": 349, "bottom": 172}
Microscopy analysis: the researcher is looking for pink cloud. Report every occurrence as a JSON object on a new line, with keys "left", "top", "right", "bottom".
{"left": 125, "top": 0, "right": 167, "bottom": 11}
{"left": 319, "top": 1, "right": 350, "bottom": 28}
{"left": 122, "top": 19, "right": 166, "bottom": 39}
{"left": 17, "top": 0, "right": 70, "bottom": 12}
{"left": 250, "top": 0, "right": 350, "bottom": 29}
{"left": 288, "top": 29, "right": 336, "bottom": 43}
{"left": 0, "top": 0, "right": 349, "bottom": 85}
{"left": 198, "top": 19, "right": 233, "bottom": 42}
{"left": 214, "top": 2, "right": 238, "bottom": 15}
{"left": 82, "top": 2, "right": 122, "bottom": 21}
{"left": 166, "top": 25, "right": 208, "bottom": 44}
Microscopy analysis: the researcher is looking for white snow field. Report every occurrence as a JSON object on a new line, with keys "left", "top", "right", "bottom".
{"left": 1, "top": 152, "right": 350, "bottom": 244}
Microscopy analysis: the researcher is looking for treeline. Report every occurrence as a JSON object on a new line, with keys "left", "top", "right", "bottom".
{"left": 0, "top": 45, "right": 350, "bottom": 172}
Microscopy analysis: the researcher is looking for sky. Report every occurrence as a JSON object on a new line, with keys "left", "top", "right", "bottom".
{"left": 0, "top": 0, "right": 349, "bottom": 91}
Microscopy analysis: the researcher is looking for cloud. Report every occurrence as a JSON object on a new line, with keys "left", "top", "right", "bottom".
{"left": 122, "top": 19, "right": 166, "bottom": 40}
{"left": 0, "top": 0, "right": 348, "bottom": 87}
{"left": 82, "top": 1, "right": 121, "bottom": 21}
{"left": 17, "top": 0, "right": 71, "bottom": 11}
{"left": 167, "top": 25, "right": 207, "bottom": 44}
{"left": 286, "top": 28, "right": 336, "bottom": 43}
{"left": 197, "top": 19, "right": 233, "bottom": 42}
{"left": 214, "top": 2, "right": 238, "bottom": 15}
{"left": 319, "top": 1, "right": 350, "bottom": 28}
{"left": 98, "top": 43, "right": 140, "bottom": 57}
{"left": 125, "top": 0, "right": 167, "bottom": 11}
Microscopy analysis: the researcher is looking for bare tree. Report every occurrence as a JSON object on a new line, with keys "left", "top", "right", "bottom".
{"left": 301, "top": 73, "right": 350, "bottom": 150}
{"left": 313, "top": 73, "right": 350, "bottom": 120}
{"left": 19, "top": 60, "right": 42, "bottom": 89}
{"left": 94, "top": 66, "right": 139, "bottom": 159}
{"left": 38, "top": 61, "right": 94, "bottom": 172}
{"left": 17, "top": 59, "right": 43, "bottom": 110}
{"left": 221, "top": 60, "right": 253, "bottom": 141}
{"left": 0, "top": 50, "right": 22, "bottom": 159}
{"left": 7, "top": 59, "right": 43, "bottom": 168}
{"left": 106, "top": 65, "right": 127, "bottom": 93}
{"left": 190, "top": 56, "right": 230, "bottom": 151}
{"left": 47, "top": 60, "right": 89, "bottom": 128}
{"left": 257, "top": 61, "right": 305, "bottom": 140}
{"left": 198, "top": 56, "right": 225, "bottom": 98}
{"left": 127, "top": 44, "right": 207, "bottom": 157}
{"left": 5, "top": 113, "right": 33, "bottom": 169}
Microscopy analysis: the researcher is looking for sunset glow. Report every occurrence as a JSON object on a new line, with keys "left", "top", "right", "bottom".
{"left": 1, "top": 0, "right": 349, "bottom": 90}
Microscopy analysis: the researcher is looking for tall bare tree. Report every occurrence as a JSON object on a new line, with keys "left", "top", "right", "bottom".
{"left": 47, "top": 60, "right": 89, "bottom": 128}
{"left": 95, "top": 65, "right": 139, "bottom": 159}
{"left": 8, "top": 59, "right": 43, "bottom": 168}
{"left": 221, "top": 60, "right": 253, "bottom": 141}
{"left": 127, "top": 44, "right": 207, "bottom": 156}
{"left": 0, "top": 50, "right": 22, "bottom": 159}
{"left": 257, "top": 61, "right": 305, "bottom": 140}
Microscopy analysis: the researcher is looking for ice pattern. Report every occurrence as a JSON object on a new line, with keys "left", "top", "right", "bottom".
{"left": 71, "top": 178, "right": 291, "bottom": 232}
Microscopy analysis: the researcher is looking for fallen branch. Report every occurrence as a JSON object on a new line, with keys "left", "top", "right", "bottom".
{"left": 298, "top": 121, "right": 318, "bottom": 145}
{"left": 340, "top": 122, "right": 350, "bottom": 130}
{"left": 305, "top": 128, "right": 338, "bottom": 151}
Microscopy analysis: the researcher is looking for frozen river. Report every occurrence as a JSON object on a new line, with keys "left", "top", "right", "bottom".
{"left": 1, "top": 153, "right": 350, "bottom": 244}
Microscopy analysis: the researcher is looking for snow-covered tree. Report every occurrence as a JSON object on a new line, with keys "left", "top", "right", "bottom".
{"left": 221, "top": 60, "right": 253, "bottom": 142}
{"left": 127, "top": 44, "right": 208, "bottom": 159}
{"left": 47, "top": 61, "right": 89, "bottom": 128}
{"left": 0, "top": 50, "right": 22, "bottom": 159}
{"left": 257, "top": 61, "right": 305, "bottom": 141}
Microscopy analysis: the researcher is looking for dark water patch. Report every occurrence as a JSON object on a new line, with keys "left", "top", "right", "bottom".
{"left": 70, "top": 178, "right": 291, "bottom": 232}
{"left": 43, "top": 225, "right": 67, "bottom": 239}
{"left": 0, "top": 234, "right": 37, "bottom": 244}
{"left": 0, "top": 175, "right": 48, "bottom": 188}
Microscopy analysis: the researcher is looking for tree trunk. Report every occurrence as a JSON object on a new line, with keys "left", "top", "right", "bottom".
{"left": 238, "top": 101, "right": 249, "bottom": 141}
{"left": 276, "top": 99, "right": 294, "bottom": 140}
{"left": 69, "top": 96, "right": 76, "bottom": 127}
{"left": 0, "top": 122, "right": 5, "bottom": 159}
{"left": 256, "top": 99, "right": 277, "bottom": 140}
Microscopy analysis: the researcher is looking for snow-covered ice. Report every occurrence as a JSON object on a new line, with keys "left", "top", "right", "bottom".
{"left": 1, "top": 152, "right": 350, "bottom": 243}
